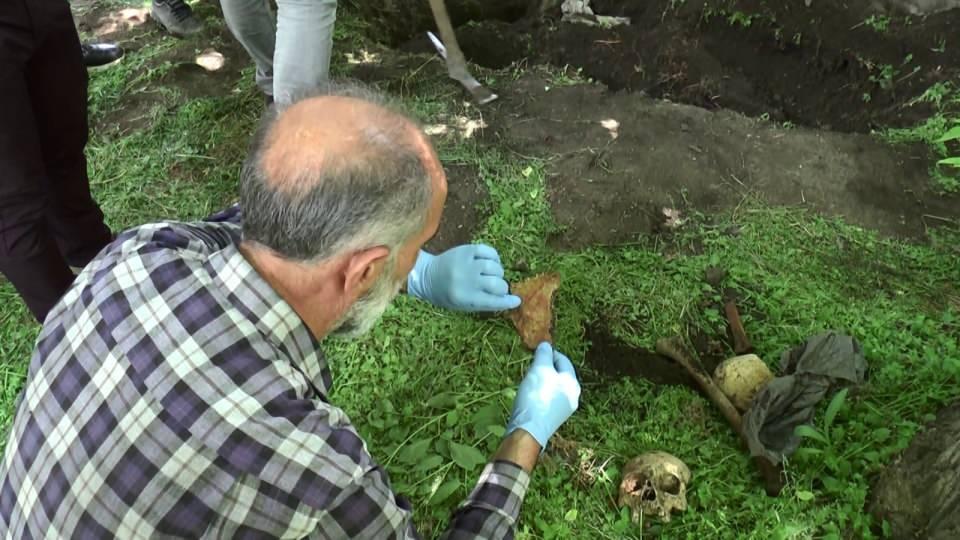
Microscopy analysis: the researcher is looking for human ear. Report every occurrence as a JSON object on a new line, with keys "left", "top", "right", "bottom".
{"left": 343, "top": 245, "right": 391, "bottom": 297}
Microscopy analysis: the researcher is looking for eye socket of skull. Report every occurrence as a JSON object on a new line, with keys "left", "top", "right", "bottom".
{"left": 660, "top": 474, "right": 682, "bottom": 495}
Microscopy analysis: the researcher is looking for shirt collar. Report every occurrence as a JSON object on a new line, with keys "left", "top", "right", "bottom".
{"left": 206, "top": 242, "right": 333, "bottom": 395}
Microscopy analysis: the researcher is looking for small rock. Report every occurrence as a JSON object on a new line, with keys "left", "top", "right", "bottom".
{"left": 196, "top": 49, "right": 226, "bottom": 72}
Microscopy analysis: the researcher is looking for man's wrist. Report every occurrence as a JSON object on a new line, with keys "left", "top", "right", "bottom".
{"left": 494, "top": 429, "right": 542, "bottom": 474}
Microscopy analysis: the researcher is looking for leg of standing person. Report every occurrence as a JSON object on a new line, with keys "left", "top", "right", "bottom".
{"left": 151, "top": 0, "right": 203, "bottom": 37}
{"left": 220, "top": 0, "right": 337, "bottom": 103}
{"left": 220, "top": 0, "right": 277, "bottom": 99}
{"left": 271, "top": 0, "right": 337, "bottom": 104}
{"left": 0, "top": 0, "right": 112, "bottom": 322}
{"left": 29, "top": 2, "right": 113, "bottom": 270}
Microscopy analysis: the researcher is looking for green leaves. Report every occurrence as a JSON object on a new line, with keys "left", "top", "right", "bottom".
{"left": 397, "top": 439, "right": 433, "bottom": 463}
{"left": 397, "top": 438, "right": 432, "bottom": 464}
{"left": 470, "top": 403, "right": 503, "bottom": 428}
{"left": 824, "top": 388, "right": 848, "bottom": 431}
{"left": 486, "top": 425, "right": 506, "bottom": 438}
{"left": 429, "top": 479, "right": 461, "bottom": 506}
{"left": 415, "top": 455, "right": 445, "bottom": 472}
{"left": 449, "top": 442, "right": 487, "bottom": 471}
{"left": 937, "top": 157, "right": 960, "bottom": 167}
{"left": 794, "top": 425, "right": 828, "bottom": 445}
{"left": 427, "top": 392, "right": 458, "bottom": 409}
{"left": 470, "top": 402, "right": 506, "bottom": 443}
{"left": 872, "top": 427, "right": 892, "bottom": 442}
{"left": 935, "top": 125, "right": 960, "bottom": 142}
{"left": 796, "top": 388, "right": 848, "bottom": 450}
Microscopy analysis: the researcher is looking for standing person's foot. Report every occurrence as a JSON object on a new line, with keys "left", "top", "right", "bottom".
{"left": 151, "top": 0, "right": 203, "bottom": 37}
{"left": 81, "top": 43, "right": 124, "bottom": 67}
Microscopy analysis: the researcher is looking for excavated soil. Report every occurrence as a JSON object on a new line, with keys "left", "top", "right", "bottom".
{"left": 482, "top": 73, "right": 959, "bottom": 249}
{"left": 401, "top": 0, "right": 960, "bottom": 133}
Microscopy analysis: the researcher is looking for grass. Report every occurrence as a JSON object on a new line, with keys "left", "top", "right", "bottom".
{"left": 883, "top": 81, "right": 960, "bottom": 193}
{"left": 1, "top": 2, "right": 958, "bottom": 539}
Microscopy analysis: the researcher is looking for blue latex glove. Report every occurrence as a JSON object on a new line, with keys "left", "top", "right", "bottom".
{"left": 406, "top": 245, "right": 521, "bottom": 312}
{"left": 505, "top": 342, "right": 581, "bottom": 450}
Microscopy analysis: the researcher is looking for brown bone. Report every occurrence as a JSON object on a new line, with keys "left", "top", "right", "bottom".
{"left": 656, "top": 336, "right": 784, "bottom": 496}
{"left": 724, "top": 299, "right": 754, "bottom": 355}
{"left": 507, "top": 273, "right": 561, "bottom": 350}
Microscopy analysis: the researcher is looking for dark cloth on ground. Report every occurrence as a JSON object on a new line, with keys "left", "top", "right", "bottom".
{"left": 743, "top": 332, "right": 867, "bottom": 465}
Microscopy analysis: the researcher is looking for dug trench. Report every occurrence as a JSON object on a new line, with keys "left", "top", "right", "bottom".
{"left": 380, "top": 1, "right": 960, "bottom": 250}
{"left": 396, "top": 0, "right": 960, "bottom": 133}
{"left": 355, "top": 54, "right": 960, "bottom": 250}
{"left": 482, "top": 73, "right": 960, "bottom": 249}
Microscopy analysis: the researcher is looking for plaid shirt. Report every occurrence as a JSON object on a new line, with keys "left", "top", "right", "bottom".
{"left": 0, "top": 216, "right": 529, "bottom": 539}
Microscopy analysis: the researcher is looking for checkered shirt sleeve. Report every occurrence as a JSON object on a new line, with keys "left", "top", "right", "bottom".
{"left": 0, "top": 219, "right": 530, "bottom": 539}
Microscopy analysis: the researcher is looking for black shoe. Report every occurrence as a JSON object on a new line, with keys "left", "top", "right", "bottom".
{"left": 82, "top": 43, "right": 124, "bottom": 67}
{"left": 152, "top": 0, "right": 203, "bottom": 37}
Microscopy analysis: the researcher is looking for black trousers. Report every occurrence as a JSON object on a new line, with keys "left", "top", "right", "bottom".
{"left": 0, "top": 0, "right": 112, "bottom": 323}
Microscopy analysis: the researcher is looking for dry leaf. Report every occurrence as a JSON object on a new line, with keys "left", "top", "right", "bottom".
{"left": 508, "top": 273, "right": 561, "bottom": 350}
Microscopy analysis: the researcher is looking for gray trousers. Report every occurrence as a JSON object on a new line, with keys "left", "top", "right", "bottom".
{"left": 220, "top": 0, "right": 337, "bottom": 104}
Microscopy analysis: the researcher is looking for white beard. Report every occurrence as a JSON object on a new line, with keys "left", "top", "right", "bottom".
{"left": 328, "top": 265, "right": 403, "bottom": 340}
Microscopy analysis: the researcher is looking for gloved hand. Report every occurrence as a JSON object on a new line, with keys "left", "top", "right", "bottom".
{"left": 505, "top": 342, "right": 581, "bottom": 450}
{"left": 406, "top": 244, "right": 521, "bottom": 312}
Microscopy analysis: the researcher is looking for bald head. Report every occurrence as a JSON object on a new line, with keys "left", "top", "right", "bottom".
{"left": 260, "top": 95, "right": 437, "bottom": 195}
{"left": 239, "top": 81, "right": 441, "bottom": 263}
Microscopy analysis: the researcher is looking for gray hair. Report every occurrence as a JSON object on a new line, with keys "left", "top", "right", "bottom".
{"left": 239, "top": 80, "right": 433, "bottom": 263}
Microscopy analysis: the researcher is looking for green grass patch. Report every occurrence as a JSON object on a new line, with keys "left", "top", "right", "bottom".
{"left": 883, "top": 81, "right": 960, "bottom": 193}
{"left": 321, "top": 66, "right": 959, "bottom": 538}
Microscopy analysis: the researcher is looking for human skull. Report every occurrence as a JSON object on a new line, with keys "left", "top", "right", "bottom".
{"left": 618, "top": 452, "right": 691, "bottom": 523}
{"left": 713, "top": 354, "right": 774, "bottom": 412}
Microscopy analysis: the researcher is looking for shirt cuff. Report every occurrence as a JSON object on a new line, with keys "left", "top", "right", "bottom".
{"left": 459, "top": 460, "right": 531, "bottom": 524}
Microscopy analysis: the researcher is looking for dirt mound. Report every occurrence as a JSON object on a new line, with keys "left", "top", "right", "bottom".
{"left": 400, "top": 0, "right": 960, "bottom": 134}
{"left": 537, "top": 0, "right": 960, "bottom": 132}
{"left": 869, "top": 401, "right": 960, "bottom": 539}
{"left": 485, "top": 74, "right": 960, "bottom": 249}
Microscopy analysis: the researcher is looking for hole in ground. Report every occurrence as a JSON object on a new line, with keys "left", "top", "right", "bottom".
{"left": 584, "top": 320, "right": 728, "bottom": 391}
{"left": 399, "top": 19, "right": 532, "bottom": 70}
{"left": 584, "top": 322, "right": 699, "bottom": 390}
{"left": 356, "top": 1, "right": 531, "bottom": 48}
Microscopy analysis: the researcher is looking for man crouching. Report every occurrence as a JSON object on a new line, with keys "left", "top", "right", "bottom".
{"left": 0, "top": 80, "right": 580, "bottom": 538}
